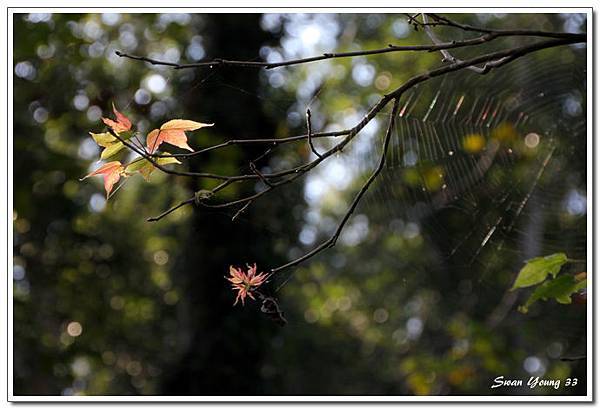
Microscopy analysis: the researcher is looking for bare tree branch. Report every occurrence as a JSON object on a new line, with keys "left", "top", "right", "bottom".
{"left": 266, "top": 36, "right": 582, "bottom": 275}
{"left": 115, "top": 26, "right": 583, "bottom": 71}
{"left": 425, "top": 13, "right": 584, "bottom": 39}
{"left": 422, "top": 13, "right": 509, "bottom": 73}
{"left": 147, "top": 197, "right": 195, "bottom": 222}
{"left": 138, "top": 36, "right": 583, "bottom": 234}
{"left": 269, "top": 98, "right": 401, "bottom": 275}
{"left": 108, "top": 16, "right": 586, "bottom": 275}
{"left": 150, "top": 129, "right": 350, "bottom": 159}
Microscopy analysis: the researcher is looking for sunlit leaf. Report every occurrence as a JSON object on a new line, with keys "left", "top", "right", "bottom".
{"left": 80, "top": 161, "right": 125, "bottom": 198}
{"left": 518, "top": 275, "right": 587, "bottom": 313}
{"left": 146, "top": 119, "right": 213, "bottom": 153}
{"left": 89, "top": 131, "right": 128, "bottom": 160}
{"left": 89, "top": 131, "right": 117, "bottom": 147}
{"left": 160, "top": 119, "right": 213, "bottom": 131}
{"left": 102, "top": 103, "right": 132, "bottom": 134}
{"left": 156, "top": 156, "right": 182, "bottom": 166}
{"left": 510, "top": 252, "right": 567, "bottom": 290}
{"left": 99, "top": 141, "right": 125, "bottom": 160}
{"left": 124, "top": 158, "right": 147, "bottom": 173}
{"left": 124, "top": 156, "right": 182, "bottom": 181}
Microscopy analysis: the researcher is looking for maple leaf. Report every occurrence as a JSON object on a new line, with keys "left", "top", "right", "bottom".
{"left": 102, "top": 103, "right": 132, "bottom": 134}
{"left": 89, "top": 131, "right": 117, "bottom": 147}
{"left": 146, "top": 119, "right": 213, "bottom": 153}
{"left": 226, "top": 263, "right": 268, "bottom": 306}
{"left": 80, "top": 161, "right": 125, "bottom": 198}
{"left": 89, "top": 132, "right": 125, "bottom": 160}
{"left": 124, "top": 156, "right": 181, "bottom": 181}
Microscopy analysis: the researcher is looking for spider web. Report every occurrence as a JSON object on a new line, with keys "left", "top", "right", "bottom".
{"left": 354, "top": 52, "right": 587, "bottom": 299}
{"left": 167, "top": 46, "right": 587, "bottom": 296}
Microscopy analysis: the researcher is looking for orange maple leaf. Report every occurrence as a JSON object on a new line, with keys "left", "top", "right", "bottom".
{"left": 226, "top": 263, "right": 267, "bottom": 306}
{"left": 80, "top": 161, "right": 125, "bottom": 198}
{"left": 102, "top": 103, "right": 132, "bottom": 134}
{"left": 146, "top": 119, "right": 213, "bottom": 153}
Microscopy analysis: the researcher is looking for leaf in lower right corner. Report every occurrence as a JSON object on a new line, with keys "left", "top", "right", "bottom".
{"left": 510, "top": 252, "right": 568, "bottom": 290}
{"left": 518, "top": 275, "right": 587, "bottom": 313}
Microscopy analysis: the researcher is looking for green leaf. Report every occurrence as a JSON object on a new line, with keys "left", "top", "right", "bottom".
{"left": 139, "top": 163, "right": 155, "bottom": 181}
{"left": 90, "top": 131, "right": 116, "bottom": 147}
{"left": 125, "top": 160, "right": 154, "bottom": 181}
{"left": 156, "top": 156, "right": 181, "bottom": 166}
{"left": 510, "top": 253, "right": 568, "bottom": 290}
{"left": 124, "top": 158, "right": 147, "bottom": 173}
{"left": 99, "top": 141, "right": 125, "bottom": 160}
{"left": 518, "top": 275, "right": 587, "bottom": 313}
{"left": 124, "top": 156, "right": 181, "bottom": 181}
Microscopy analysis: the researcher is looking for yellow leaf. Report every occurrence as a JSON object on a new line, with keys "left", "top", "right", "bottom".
{"left": 125, "top": 155, "right": 181, "bottom": 181}
{"left": 139, "top": 163, "right": 155, "bottom": 181}
{"left": 160, "top": 119, "right": 214, "bottom": 131}
{"left": 89, "top": 132, "right": 117, "bottom": 148}
{"left": 156, "top": 156, "right": 182, "bottom": 166}
{"left": 100, "top": 141, "right": 125, "bottom": 160}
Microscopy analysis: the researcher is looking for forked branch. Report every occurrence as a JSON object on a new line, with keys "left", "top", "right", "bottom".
{"left": 113, "top": 15, "right": 586, "bottom": 275}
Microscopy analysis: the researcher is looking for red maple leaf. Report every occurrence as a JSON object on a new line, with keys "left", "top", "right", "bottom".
{"left": 146, "top": 119, "right": 213, "bottom": 153}
{"left": 102, "top": 103, "right": 132, "bottom": 134}
{"left": 80, "top": 161, "right": 125, "bottom": 198}
{"left": 226, "top": 263, "right": 268, "bottom": 306}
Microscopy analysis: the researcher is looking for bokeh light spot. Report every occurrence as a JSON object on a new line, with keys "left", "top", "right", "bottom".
{"left": 67, "top": 321, "right": 83, "bottom": 337}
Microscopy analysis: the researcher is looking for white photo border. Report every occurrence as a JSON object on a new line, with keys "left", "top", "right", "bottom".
{"left": 4, "top": 6, "right": 594, "bottom": 403}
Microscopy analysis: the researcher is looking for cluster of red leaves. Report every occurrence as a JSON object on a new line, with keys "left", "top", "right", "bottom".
{"left": 226, "top": 264, "right": 268, "bottom": 306}
{"left": 81, "top": 104, "right": 213, "bottom": 198}
{"left": 82, "top": 104, "right": 265, "bottom": 307}
{"left": 80, "top": 104, "right": 131, "bottom": 198}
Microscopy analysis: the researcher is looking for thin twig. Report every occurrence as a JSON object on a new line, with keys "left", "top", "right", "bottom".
{"left": 231, "top": 201, "right": 252, "bottom": 222}
{"left": 150, "top": 129, "right": 350, "bottom": 159}
{"left": 425, "top": 13, "right": 584, "bottom": 39}
{"left": 147, "top": 197, "right": 195, "bottom": 222}
{"left": 249, "top": 162, "right": 274, "bottom": 187}
{"left": 115, "top": 24, "right": 586, "bottom": 247}
{"left": 560, "top": 356, "right": 586, "bottom": 362}
{"left": 422, "top": 14, "right": 508, "bottom": 74}
{"left": 155, "top": 36, "right": 584, "bottom": 222}
{"left": 269, "top": 98, "right": 401, "bottom": 275}
{"left": 108, "top": 129, "right": 256, "bottom": 181}
{"left": 266, "top": 37, "right": 583, "bottom": 274}
{"left": 306, "top": 109, "right": 322, "bottom": 158}
{"left": 114, "top": 25, "right": 583, "bottom": 71}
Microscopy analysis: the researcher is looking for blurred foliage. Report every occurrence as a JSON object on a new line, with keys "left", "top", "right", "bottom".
{"left": 13, "top": 12, "right": 587, "bottom": 396}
